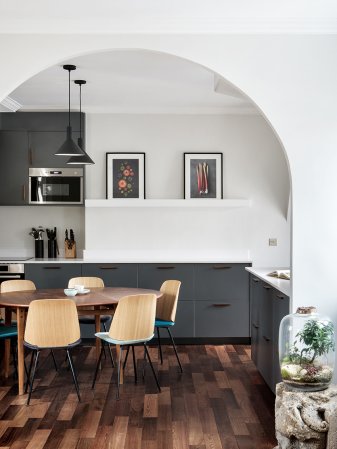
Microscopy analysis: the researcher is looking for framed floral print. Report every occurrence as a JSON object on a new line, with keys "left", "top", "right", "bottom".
{"left": 184, "top": 152, "right": 223, "bottom": 199}
{"left": 106, "top": 152, "right": 146, "bottom": 199}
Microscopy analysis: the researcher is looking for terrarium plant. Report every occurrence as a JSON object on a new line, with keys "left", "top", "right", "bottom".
{"left": 279, "top": 307, "right": 335, "bottom": 391}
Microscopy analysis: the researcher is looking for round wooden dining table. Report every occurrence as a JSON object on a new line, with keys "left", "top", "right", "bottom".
{"left": 0, "top": 287, "right": 162, "bottom": 395}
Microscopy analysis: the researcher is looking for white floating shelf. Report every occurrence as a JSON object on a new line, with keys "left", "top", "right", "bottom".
{"left": 85, "top": 199, "right": 251, "bottom": 208}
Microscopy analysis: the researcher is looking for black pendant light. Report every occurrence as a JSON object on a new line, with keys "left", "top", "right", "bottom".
{"left": 67, "top": 80, "right": 95, "bottom": 165}
{"left": 55, "top": 65, "right": 85, "bottom": 157}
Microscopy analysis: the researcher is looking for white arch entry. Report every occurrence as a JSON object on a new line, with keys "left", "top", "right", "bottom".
{"left": 1, "top": 33, "right": 337, "bottom": 373}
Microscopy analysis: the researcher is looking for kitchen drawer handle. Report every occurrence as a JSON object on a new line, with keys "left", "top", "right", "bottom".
{"left": 212, "top": 303, "right": 231, "bottom": 307}
{"left": 212, "top": 265, "right": 232, "bottom": 270}
{"left": 276, "top": 294, "right": 285, "bottom": 300}
{"left": 263, "top": 285, "right": 271, "bottom": 290}
{"left": 43, "top": 266, "right": 61, "bottom": 269}
{"left": 252, "top": 278, "right": 259, "bottom": 283}
{"left": 99, "top": 266, "right": 118, "bottom": 270}
{"left": 263, "top": 335, "right": 271, "bottom": 342}
{"left": 156, "top": 266, "right": 175, "bottom": 270}
{"left": 0, "top": 274, "right": 21, "bottom": 279}
{"left": 252, "top": 323, "right": 259, "bottom": 329}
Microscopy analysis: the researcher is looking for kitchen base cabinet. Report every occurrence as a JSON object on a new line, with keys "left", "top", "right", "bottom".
{"left": 81, "top": 263, "right": 137, "bottom": 287}
{"left": 166, "top": 300, "right": 194, "bottom": 338}
{"left": 25, "top": 263, "right": 82, "bottom": 289}
{"left": 272, "top": 289, "right": 290, "bottom": 386}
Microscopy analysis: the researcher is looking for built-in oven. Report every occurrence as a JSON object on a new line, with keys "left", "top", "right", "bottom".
{"left": 29, "top": 168, "right": 83, "bottom": 205}
{"left": 0, "top": 263, "right": 25, "bottom": 285}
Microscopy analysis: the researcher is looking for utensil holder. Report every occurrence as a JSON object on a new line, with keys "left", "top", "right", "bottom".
{"left": 65, "top": 241, "right": 76, "bottom": 259}
{"left": 48, "top": 240, "right": 57, "bottom": 258}
{"left": 35, "top": 240, "right": 44, "bottom": 259}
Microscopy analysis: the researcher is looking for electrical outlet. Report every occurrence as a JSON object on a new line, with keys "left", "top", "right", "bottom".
{"left": 269, "top": 238, "right": 277, "bottom": 246}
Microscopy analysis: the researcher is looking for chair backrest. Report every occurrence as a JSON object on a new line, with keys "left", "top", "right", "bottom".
{"left": 68, "top": 277, "right": 104, "bottom": 288}
{"left": 24, "top": 299, "right": 80, "bottom": 348}
{"left": 155, "top": 280, "right": 181, "bottom": 322}
{"left": 109, "top": 294, "right": 156, "bottom": 342}
{"left": 0, "top": 279, "right": 36, "bottom": 293}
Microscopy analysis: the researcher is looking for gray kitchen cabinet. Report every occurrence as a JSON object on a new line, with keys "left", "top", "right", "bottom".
{"left": 272, "top": 289, "right": 290, "bottom": 386}
{"left": 195, "top": 298, "right": 249, "bottom": 337}
{"left": 195, "top": 263, "right": 249, "bottom": 301}
{"left": 81, "top": 263, "right": 137, "bottom": 287}
{"left": 250, "top": 276, "right": 262, "bottom": 365}
{"left": 29, "top": 131, "right": 80, "bottom": 168}
{"left": 25, "top": 263, "right": 82, "bottom": 289}
{"left": 0, "top": 131, "right": 29, "bottom": 205}
{"left": 138, "top": 263, "right": 194, "bottom": 300}
{"left": 168, "top": 301, "right": 194, "bottom": 338}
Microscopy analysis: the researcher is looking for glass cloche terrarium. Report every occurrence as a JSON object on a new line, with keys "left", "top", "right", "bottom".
{"left": 279, "top": 307, "right": 335, "bottom": 391}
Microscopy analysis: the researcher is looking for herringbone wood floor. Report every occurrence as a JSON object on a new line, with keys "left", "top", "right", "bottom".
{"left": 0, "top": 344, "right": 276, "bottom": 449}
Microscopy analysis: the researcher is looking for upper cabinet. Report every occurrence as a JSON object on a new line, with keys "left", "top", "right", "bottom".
{"left": 0, "top": 112, "right": 84, "bottom": 206}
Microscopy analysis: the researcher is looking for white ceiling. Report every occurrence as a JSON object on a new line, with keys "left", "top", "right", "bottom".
{"left": 0, "top": 0, "right": 336, "bottom": 33}
{"left": 10, "top": 50, "right": 256, "bottom": 114}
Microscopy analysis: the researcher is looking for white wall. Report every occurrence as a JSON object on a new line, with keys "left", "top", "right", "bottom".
{"left": 0, "top": 206, "right": 84, "bottom": 258}
{"left": 84, "top": 113, "right": 290, "bottom": 264}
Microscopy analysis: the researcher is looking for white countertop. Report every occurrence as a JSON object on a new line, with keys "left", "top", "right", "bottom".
{"left": 245, "top": 267, "right": 291, "bottom": 297}
{"left": 21, "top": 258, "right": 252, "bottom": 264}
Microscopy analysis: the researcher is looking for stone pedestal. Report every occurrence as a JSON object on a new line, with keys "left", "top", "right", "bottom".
{"left": 274, "top": 382, "right": 337, "bottom": 449}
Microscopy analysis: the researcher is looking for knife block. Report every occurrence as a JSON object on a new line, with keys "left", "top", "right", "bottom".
{"left": 65, "top": 241, "right": 76, "bottom": 258}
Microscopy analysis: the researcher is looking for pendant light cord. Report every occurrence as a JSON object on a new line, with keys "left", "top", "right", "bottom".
{"left": 79, "top": 83, "right": 82, "bottom": 139}
{"left": 68, "top": 68, "right": 71, "bottom": 128}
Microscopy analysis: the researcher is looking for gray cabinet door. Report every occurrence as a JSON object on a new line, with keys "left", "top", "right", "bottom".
{"left": 272, "top": 290, "right": 290, "bottom": 387}
{"left": 25, "top": 263, "right": 82, "bottom": 289}
{"left": 195, "top": 263, "right": 249, "bottom": 301}
{"left": 195, "top": 299, "right": 249, "bottom": 337}
{"left": 29, "top": 131, "right": 80, "bottom": 168}
{"left": 166, "top": 301, "right": 194, "bottom": 338}
{"left": 0, "top": 131, "right": 29, "bottom": 205}
{"left": 81, "top": 263, "right": 137, "bottom": 287}
{"left": 250, "top": 275, "right": 262, "bottom": 365}
{"left": 138, "top": 264, "right": 194, "bottom": 300}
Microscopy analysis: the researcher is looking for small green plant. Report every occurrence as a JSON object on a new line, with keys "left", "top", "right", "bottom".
{"left": 288, "top": 320, "right": 335, "bottom": 366}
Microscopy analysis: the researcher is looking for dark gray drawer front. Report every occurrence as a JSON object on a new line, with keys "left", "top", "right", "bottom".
{"left": 138, "top": 264, "right": 194, "bottom": 300}
{"left": 163, "top": 301, "right": 194, "bottom": 338}
{"left": 195, "top": 300, "right": 249, "bottom": 337}
{"left": 25, "top": 263, "right": 82, "bottom": 289}
{"left": 195, "top": 264, "right": 249, "bottom": 301}
{"left": 81, "top": 263, "right": 137, "bottom": 287}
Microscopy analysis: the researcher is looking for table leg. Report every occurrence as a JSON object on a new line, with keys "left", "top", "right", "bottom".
{"left": 94, "top": 307, "right": 101, "bottom": 362}
{"left": 4, "top": 308, "right": 12, "bottom": 378}
{"left": 16, "top": 307, "right": 26, "bottom": 395}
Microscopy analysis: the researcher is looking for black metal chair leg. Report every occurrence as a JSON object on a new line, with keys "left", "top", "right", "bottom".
{"left": 144, "top": 344, "right": 161, "bottom": 392}
{"left": 131, "top": 345, "right": 137, "bottom": 384}
{"left": 50, "top": 349, "right": 58, "bottom": 371}
{"left": 116, "top": 346, "right": 123, "bottom": 400}
{"left": 123, "top": 345, "right": 130, "bottom": 369}
{"left": 25, "top": 350, "right": 34, "bottom": 394}
{"left": 67, "top": 349, "right": 81, "bottom": 402}
{"left": 92, "top": 345, "right": 104, "bottom": 389}
{"left": 157, "top": 327, "right": 163, "bottom": 364}
{"left": 142, "top": 345, "right": 147, "bottom": 379}
{"left": 102, "top": 323, "right": 115, "bottom": 367}
{"left": 167, "top": 327, "right": 183, "bottom": 373}
{"left": 27, "top": 350, "right": 39, "bottom": 406}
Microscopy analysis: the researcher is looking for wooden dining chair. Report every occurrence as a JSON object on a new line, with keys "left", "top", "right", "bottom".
{"left": 0, "top": 279, "right": 58, "bottom": 379}
{"left": 92, "top": 294, "right": 160, "bottom": 399}
{"left": 155, "top": 280, "right": 182, "bottom": 372}
{"left": 68, "top": 276, "right": 114, "bottom": 364}
{"left": 24, "top": 299, "right": 81, "bottom": 405}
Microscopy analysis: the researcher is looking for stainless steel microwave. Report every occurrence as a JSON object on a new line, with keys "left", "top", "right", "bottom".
{"left": 29, "top": 168, "right": 83, "bottom": 205}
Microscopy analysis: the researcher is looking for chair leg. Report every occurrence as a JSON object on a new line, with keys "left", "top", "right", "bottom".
{"left": 66, "top": 349, "right": 81, "bottom": 402}
{"left": 123, "top": 345, "right": 130, "bottom": 370}
{"left": 50, "top": 349, "right": 58, "bottom": 371}
{"left": 157, "top": 327, "right": 163, "bottom": 364}
{"left": 27, "top": 350, "right": 39, "bottom": 406}
{"left": 25, "top": 350, "right": 35, "bottom": 394}
{"left": 116, "top": 346, "right": 123, "bottom": 400}
{"left": 103, "top": 322, "right": 115, "bottom": 368}
{"left": 142, "top": 346, "right": 147, "bottom": 379}
{"left": 131, "top": 345, "right": 137, "bottom": 384}
{"left": 167, "top": 327, "right": 183, "bottom": 373}
{"left": 92, "top": 345, "right": 104, "bottom": 389}
{"left": 143, "top": 344, "right": 161, "bottom": 393}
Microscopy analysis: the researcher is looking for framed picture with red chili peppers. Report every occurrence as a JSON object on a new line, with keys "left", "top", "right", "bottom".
{"left": 184, "top": 153, "right": 223, "bottom": 199}
{"left": 106, "top": 152, "right": 145, "bottom": 199}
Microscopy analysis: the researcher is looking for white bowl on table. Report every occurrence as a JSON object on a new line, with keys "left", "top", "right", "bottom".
{"left": 64, "top": 288, "right": 78, "bottom": 297}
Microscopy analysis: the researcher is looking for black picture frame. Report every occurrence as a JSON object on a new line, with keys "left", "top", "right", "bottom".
{"left": 184, "top": 152, "right": 223, "bottom": 199}
{"left": 106, "top": 152, "right": 146, "bottom": 199}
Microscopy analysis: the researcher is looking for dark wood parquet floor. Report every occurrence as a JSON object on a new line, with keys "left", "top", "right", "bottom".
{"left": 0, "top": 344, "right": 276, "bottom": 449}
